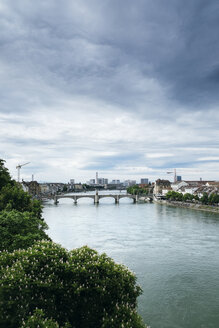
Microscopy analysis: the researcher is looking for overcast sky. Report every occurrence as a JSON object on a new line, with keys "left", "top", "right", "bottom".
{"left": 1, "top": 0, "right": 219, "bottom": 183}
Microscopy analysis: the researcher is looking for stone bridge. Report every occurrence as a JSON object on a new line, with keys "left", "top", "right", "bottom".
{"left": 54, "top": 192, "right": 153, "bottom": 205}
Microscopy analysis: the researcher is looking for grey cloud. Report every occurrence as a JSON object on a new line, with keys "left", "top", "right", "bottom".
{"left": 1, "top": 0, "right": 218, "bottom": 116}
{"left": 1, "top": 0, "right": 219, "bottom": 181}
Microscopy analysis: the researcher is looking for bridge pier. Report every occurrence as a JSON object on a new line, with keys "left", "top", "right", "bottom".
{"left": 94, "top": 196, "right": 99, "bottom": 204}
{"left": 54, "top": 196, "right": 59, "bottom": 205}
{"left": 94, "top": 190, "right": 99, "bottom": 204}
{"left": 115, "top": 196, "right": 119, "bottom": 204}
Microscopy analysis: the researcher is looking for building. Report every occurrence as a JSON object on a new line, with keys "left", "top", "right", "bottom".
{"left": 97, "top": 178, "right": 108, "bottom": 185}
{"left": 96, "top": 172, "right": 98, "bottom": 184}
{"left": 39, "top": 183, "right": 50, "bottom": 194}
{"left": 171, "top": 180, "right": 217, "bottom": 196}
{"left": 74, "top": 184, "right": 84, "bottom": 191}
{"left": 70, "top": 179, "right": 75, "bottom": 185}
{"left": 123, "top": 180, "right": 136, "bottom": 187}
{"left": 140, "top": 178, "right": 149, "bottom": 184}
{"left": 22, "top": 180, "right": 41, "bottom": 197}
{"left": 154, "top": 179, "right": 171, "bottom": 196}
{"left": 110, "top": 179, "right": 121, "bottom": 185}
{"left": 87, "top": 179, "right": 95, "bottom": 185}
{"left": 176, "top": 176, "right": 182, "bottom": 181}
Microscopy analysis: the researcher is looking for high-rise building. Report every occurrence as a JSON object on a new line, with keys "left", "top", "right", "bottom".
{"left": 177, "top": 176, "right": 182, "bottom": 181}
{"left": 123, "top": 180, "right": 136, "bottom": 187}
{"left": 96, "top": 172, "right": 98, "bottom": 184}
{"left": 97, "top": 178, "right": 108, "bottom": 185}
{"left": 110, "top": 179, "right": 120, "bottom": 184}
{"left": 140, "top": 178, "right": 149, "bottom": 184}
{"left": 70, "top": 179, "right": 75, "bottom": 185}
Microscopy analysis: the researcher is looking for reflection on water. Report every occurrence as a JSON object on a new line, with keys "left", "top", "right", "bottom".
{"left": 43, "top": 193, "right": 219, "bottom": 328}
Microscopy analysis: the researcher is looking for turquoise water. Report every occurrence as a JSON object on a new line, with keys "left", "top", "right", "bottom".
{"left": 43, "top": 193, "right": 219, "bottom": 328}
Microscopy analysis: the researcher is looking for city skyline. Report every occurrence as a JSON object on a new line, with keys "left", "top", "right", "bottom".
{"left": 1, "top": 1, "right": 219, "bottom": 182}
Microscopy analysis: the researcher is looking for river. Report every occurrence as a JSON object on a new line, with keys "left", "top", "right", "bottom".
{"left": 43, "top": 191, "right": 219, "bottom": 328}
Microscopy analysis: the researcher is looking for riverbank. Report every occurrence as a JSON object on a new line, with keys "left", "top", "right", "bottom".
{"left": 155, "top": 199, "right": 219, "bottom": 214}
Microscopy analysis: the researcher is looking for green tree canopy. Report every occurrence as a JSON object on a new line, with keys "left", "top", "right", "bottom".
{"left": 127, "top": 185, "right": 150, "bottom": 195}
{"left": 0, "top": 210, "right": 50, "bottom": 252}
{"left": 0, "top": 184, "right": 42, "bottom": 218}
{"left": 0, "top": 241, "right": 146, "bottom": 328}
{"left": 201, "top": 192, "right": 209, "bottom": 205}
{"left": 20, "top": 309, "right": 60, "bottom": 328}
{"left": 0, "top": 159, "right": 14, "bottom": 191}
{"left": 166, "top": 191, "right": 183, "bottom": 201}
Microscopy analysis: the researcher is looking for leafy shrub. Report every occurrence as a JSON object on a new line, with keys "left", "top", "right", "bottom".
{"left": 0, "top": 159, "right": 14, "bottom": 191}
{"left": 0, "top": 210, "right": 50, "bottom": 252}
{"left": 201, "top": 192, "right": 208, "bottom": 205}
{"left": 166, "top": 191, "right": 183, "bottom": 201}
{"left": 0, "top": 241, "right": 146, "bottom": 328}
{"left": 20, "top": 309, "right": 60, "bottom": 328}
{"left": 0, "top": 184, "right": 42, "bottom": 218}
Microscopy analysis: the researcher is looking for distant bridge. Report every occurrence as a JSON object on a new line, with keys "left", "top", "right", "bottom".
{"left": 54, "top": 192, "right": 153, "bottom": 205}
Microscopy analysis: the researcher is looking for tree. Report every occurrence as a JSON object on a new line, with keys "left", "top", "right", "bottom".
{"left": 0, "top": 210, "right": 50, "bottom": 252}
{"left": 0, "top": 241, "right": 146, "bottom": 328}
{"left": 194, "top": 195, "right": 200, "bottom": 201}
{"left": 208, "top": 193, "right": 219, "bottom": 205}
{"left": 201, "top": 192, "right": 208, "bottom": 205}
{"left": 0, "top": 159, "right": 14, "bottom": 191}
{"left": 62, "top": 185, "right": 68, "bottom": 192}
{"left": 20, "top": 309, "right": 60, "bottom": 328}
{"left": 183, "top": 193, "right": 194, "bottom": 202}
{"left": 127, "top": 185, "right": 150, "bottom": 196}
{"left": 0, "top": 184, "right": 42, "bottom": 218}
{"left": 166, "top": 191, "right": 182, "bottom": 201}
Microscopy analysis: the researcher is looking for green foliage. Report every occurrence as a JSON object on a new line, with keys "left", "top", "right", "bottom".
{"left": 200, "top": 192, "right": 208, "bottom": 205}
{"left": 0, "top": 159, "right": 14, "bottom": 191}
{"left": 0, "top": 210, "right": 50, "bottom": 252}
{"left": 166, "top": 190, "right": 219, "bottom": 206}
{"left": 208, "top": 193, "right": 219, "bottom": 205}
{"left": 194, "top": 195, "right": 200, "bottom": 201}
{"left": 101, "top": 304, "right": 147, "bottom": 328}
{"left": 62, "top": 185, "right": 68, "bottom": 192}
{"left": 0, "top": 241, "right": 146, "bottom": 328}
{"left": 183, "top": 193, "right": 194, "bottom": 202}
{"left": 166, "top": 191, "right": 183, "bottom": 201}
{"left": 20, "top": 309, "right": 60, "bottom": 328}
{"left": 127, "top": 185, "right": 150, "bottom": 195}
{"left": 0, "top": 184, "right": 42, "bottom": 218}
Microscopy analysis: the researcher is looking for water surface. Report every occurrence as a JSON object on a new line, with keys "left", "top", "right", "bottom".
{"left": 43, "top": 192, "right": 219, "bottom": 328}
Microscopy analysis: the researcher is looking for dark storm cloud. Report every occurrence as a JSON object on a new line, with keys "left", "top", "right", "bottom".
{"left": 1, "top": 0, "right": 219, "bottom": 115}
{"left": 1, "top": 0, "right": 219, "bottom": 181}
{"left": 155, "top": 1, "right": 219, "bottom": 107}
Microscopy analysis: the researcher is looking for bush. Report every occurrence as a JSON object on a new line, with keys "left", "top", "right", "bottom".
{"left": 0, "top": 159, "right": 14, "bottom": 191}
{"left": 166, "top": 191, "right": 183, "bottom": 201}
{"left": 0, "top": 241, "right": 146, "bottom": 328}
{"left": 201, "top": 192, "right": 208, "bottom": 205}
{"left": 183, "top": 193, "right": 194, "bottom": 202}
{"left": 0, "top": 184, "right": 42, "bottom": 218}
{"left": 20, "top": 309, "right": 60, "bottom": 328}
{"left": 0, "top": 210, "right": 50, "bottom": 252}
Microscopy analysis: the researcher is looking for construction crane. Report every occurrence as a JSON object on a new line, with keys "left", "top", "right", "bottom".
{"left": 16, "top": 162, "right": 30, "bottom": 182}
{"left": 166, "top": 169, "right": 177, "bottom": 183}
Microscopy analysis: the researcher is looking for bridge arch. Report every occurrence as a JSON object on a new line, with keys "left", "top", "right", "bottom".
{"left": 54, "top": 193, "right": 145, "bottom": 205}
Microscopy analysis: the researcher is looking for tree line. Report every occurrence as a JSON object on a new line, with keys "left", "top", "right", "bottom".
{"left": 127, "top": 184, "right": 151, "bottom": 195}
{"left": 0, "top": 159, "right": 147, "bottom": 327}
{"left": 166, "top": 190, "right": 219, "bottom": 205}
